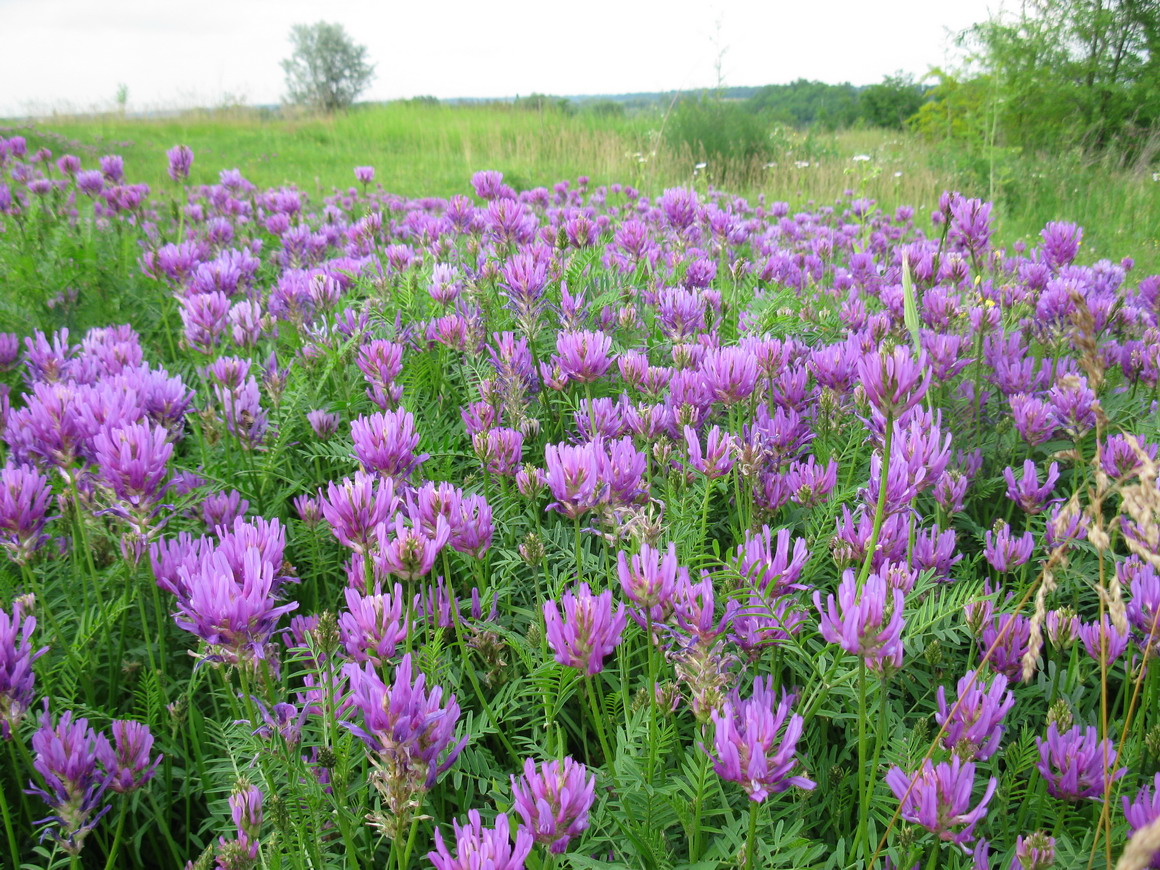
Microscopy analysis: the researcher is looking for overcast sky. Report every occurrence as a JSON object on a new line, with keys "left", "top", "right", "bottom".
{"left": 0, "top": 0, "right": 1004, "bottom": 117}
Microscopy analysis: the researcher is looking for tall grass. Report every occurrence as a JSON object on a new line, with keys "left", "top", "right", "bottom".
{"left": 5, "top": 100, "right": 1158, "bottom": 270}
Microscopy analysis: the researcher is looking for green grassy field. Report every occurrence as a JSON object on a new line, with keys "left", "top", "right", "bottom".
{"left": 5, "top": 101, "right": 1158, "bottom": 272}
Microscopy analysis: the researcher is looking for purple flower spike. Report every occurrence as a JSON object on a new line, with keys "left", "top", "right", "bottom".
{"left": 375, "top": 511, "right": 450, "bottom": 582}
{"left": 857, "top": 346, "right": 930, "bottom": 420}
{"left": 543, "top": 441, "right": 607, "bottom": 520}
{"left": 683, "top": 425, "right": 735, "bottom": 478}
{"left": 1035, "top": 722, "right": 1126, "bottom": 801}
{"left": 554, "top": 330, "right": 614, "bottom": 384}
{"left": 510, "top": 757, "right": 596, "bottom": 854}
{"left": 617, "top": 542, "right": 684, "bottom": 610}
{"left": 1003, "top": 460, "right": 1060, "bottom": 514}
{"left": 341, "top": 654, "right": 466, "bottom": 801}
{"left": 885, "top": 757, "right": 997, "bottom": 845}
{"left": 935, "top": 670, "right": 1014, "bottom": 761}
{"left": 1078, "top": 615, "right": 1130, "bottom": 667}
{"left": 0, "top": 462, "right": 55, "bottom": 565}
{"left": 1011, "top": 831, "right": 1056, "bottom": 870}
{"left": 320, "top": 472, "right": 398, "bottom": 556}
{"left": 428, "top": 810, "right": 532, "bottom": 870}
{"left": 351, "top": 408, "right": 427, "bottom": 481}
{"left": 107, "top": 719, "right": 161, "bottom": 793}
{"left": 543, "top": 582, "right": 626, "bottom": 676}
{"left": 709, "top": 677, "right": 815, "bottom": 802}
{"left": 229, "top": 781, "right": 263, "bottom": 840}
{"left": 1, "top": 599, "right": 48, "bottom": 738}
{"left": 354, "top": 166, "right": 375, "bottom": 185}
{"left": 27, "top": 705, "right": 114, "bottom": 854}
{"left": 93, "top": 420, "right": 173, "bottom": 509}
{"left": 166, "top": 145, "right": 193, "bottom": 182}
{"left": 983, "top": 523, "right": 1036, "bottom": 573}
{"left": 814, "top": 570, "right": 904, "bottom": 674}
{"left": 1122, "top": 772, "right": 1160, "bottom": 870}
{"left": 339, "top": 583, "right": 410, "bottom": 666}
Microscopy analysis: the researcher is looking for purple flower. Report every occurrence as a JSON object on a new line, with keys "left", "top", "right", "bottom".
{"left": 543, "top": 441, "right": 606, "bottom": 520}
{"left": 166, "top": 145, "right": 193, "bottom": 182}
{"left": 201, "top": 490, "right": 249, "bottom": 532}
{"left": 1035, "top": 723, "right": 1126, "bottom": 801}
{"left": 1040, "top": 221, "right": 1081, "bottom": 270}
{"left": 354, "top": 165, "right": 375, "bottom": 185}
{"left": 935, "top": 670, "right": 1014, "bottom": 761}
{"left": 554, "top": 331, "right": 613, "bottom": 384}
{"left": 27, "top": 705, "right": 114, "bottom": 854}
{"left": 949, "top": 197, "right": 992, "bottom": 256}
{"left": 93, "top": 420, "right": 173, "bottom": 510}
{"left": 173, "top": 546, "right": 298, "bottom": 667}
{"left": 340, "top": 583, "right": 409, "bottom": 666}
{"left": 375, "top": 511, "right": 450, "bottom": 582}
{"left": 342, "top": 654, "right": 466, "bottom": 804}
{"left": 307, "top": 409, "right": 341, "bottom": 440}
{"left": 617, "top": 542, "right": 684, "bottom": 610}
{"left": 0, "top": 462, "right": 54, "bottom": 565}
{"left": 1126, "top": 560, "right": 1160, "bottom": 647}
{"left": 428, "top": 810, "right": 532, "bottom": 870}
{"left": 543, "top": 583, "right": 626, "bottom": 675}
{"left": 858, "top": 346, "right": 930, "bottom": 420}
{"left": 357, "top": 340, "right": 405, "bottom": 409}
{"left": 1, "top": 599, "right": 47, "bottom": 739}
{"left": 979, "top": 612, "right": 1032, "bottom": 681}
{"left": 229, "top": 781, "right": 263, "bottom": 840}
{"left": 683, "top": 425, "right": 735, "bottom": 478}
{"left": 351, "top": 409, "right": 427, "bottom": 481}
{"left": 983, "top": 523, "right": 1036, "bottom": 572}
{"left": 814, "top": 571, "right": 904, "bottom": 674}
{"left": 321, "top": 472, "right": 398, "bottom": 556}
{"left": 1009, "top": 394, "right": 1057, "bottom": 446}
{"left": 885, "top": 757, "right": 997, "bottom": 845}
{"left": 107, "top": 719, "right": 161, "bottom": 793}
{"left": 733, "top": 526, "right": 810, "bottom": 594}
{"left": 1122, "top": 773, "right": 1160, "bottom": 870}
{"left": 1011, "top": 831, "right": 1056, "bottom": 870}
{"left": 510, "top": 756, "right": 596, "bottom": 854}
{"left": 448, "top": 494, "right": 492, "bottom": 559}
{"left": 700, "top": 346, "right": 758, "bottom": 405}
{"left": 709, "top": 677, "right": 814, "bottom": 802}
{"left": 1003, "top": 460, "right": 1060, "bottom": 514}
{"left": 1078, "top": 615, "right": 1130, "bottom": 667}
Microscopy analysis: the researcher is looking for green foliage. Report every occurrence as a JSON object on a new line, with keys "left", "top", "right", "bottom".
{"left": 281, "top": 21, "right": 376, "bottom": 114}
{"left": 666, "top": 94, "right": 772, "bottom": 167}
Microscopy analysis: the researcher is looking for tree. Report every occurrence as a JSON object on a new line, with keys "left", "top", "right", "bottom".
{"left": 281, "top": 22, "right": 375, "bottom": 114}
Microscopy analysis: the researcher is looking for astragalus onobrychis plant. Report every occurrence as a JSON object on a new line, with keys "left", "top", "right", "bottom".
{"left": 0, "top": 137, "right": 1159, "bottom": 870}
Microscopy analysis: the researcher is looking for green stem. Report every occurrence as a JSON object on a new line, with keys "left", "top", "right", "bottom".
{"left": 101, "top": 801, "right": 128, "bottom": 870}
{"left": 397, "top": 810, "right": 422, "bottom": 870}
{"left": 0, "top": 767, "right": 19, "bottom": 870}
{"left": 855, "top": 660, "right": 869, "bottom": 861}
{"left": 450, "top": 604, "right": 520, "bottom": 765}
{"left": 745, "top": 799, "right": 759, "bottom": 870}
{"left": 924, "top": 839, "right": 940, "bottom": 870}
{"left": 690, "top": 739, "right": 710, "bottom": 861}
{"left": 585, "top": 677, "right": 617, "bottom": 786}
{"left": 856, "top": 415, "right": 893, "bottom": 589}
{"left": 574, "top": 517, "right": 583, "bottom": 585}
{"left": 697, "top": 477, "right": 713, "bottom": 559}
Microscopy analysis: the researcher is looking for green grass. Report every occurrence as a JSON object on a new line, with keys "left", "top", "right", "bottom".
{"left": 5, "top": 101, "right": 1158, "bottom": 272}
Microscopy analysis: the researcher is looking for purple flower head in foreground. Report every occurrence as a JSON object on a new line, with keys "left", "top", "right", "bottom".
{"left": 885, "top": 757, "right": 997, "bottom": 845}
{"left": 0, "top": 462, "right": 54, "bottom": 565}
{"left": 858, "top": 346, "right": 931, "bottom": 420}
{"left": 229, "top": 781, "right": 263, "bottom": 840}
{"left": 166, "top": 145, "right": 193, "bottom": 181}
{"left": 1, "top": 599, "right": 48, "bottom": 738}
{"left": 320, "top": 472, "right": 398, "bottom": 556}
{"left": 1010, "top": 394, "right": 1057, "bottom": 446}
{"left": 543, "top": 582, "right": 626, "bottom": 676}
{"left": 949, "top": 196, "right": 993, "bottom": 255}
{"left": 27, "top": 705, "right": 114, "bottom": 854}
{"left": 1040, "top": 221, "right": 1081, "bottom": 270}
{"left": 709, "top": 677, "right": 814, "bottom": 802}
{"left": 543, "top": 441, "right": 607, "bottom": 520}
{"left": 1035, "top": 722, "right": 1126, "bottom": 801}
{"left": 173, "top": 546, "right": 298, "bottom": 668}
{"left": 1003, "top": 460, "right": 1060, "bottom": 514}
{"left": 984, "top": 522, "right": 1036, "bottom": 573}
{"left": 1122, "top": 773, "right": 1160, "bottom": 870}
{"left": 814, "top": 571, "right": 904, "bottom": 674}
{"left": 307, "top": 409, "right": 341, "bottom": 440}
{"left": 354, "top": 165, "right": 375, "bottom": 185}
{"left": 979, "top": 612, "right": 1033, "bottom": 681}
{"left": 555, "top": 330, "right": 614, "bottom": 384}
{"left": 510, "top": 756, "right": 596, "bottom": 854}
{"left": 734, "top": 525, "right": 810, "bottom": 595}
{"left": 375, "top": 511, "right": 450, "bottom": 582}
{"left": 428, "top": 810, "right": 532, "bottom": 870}
{"left": 351, "top": 409, "right": 427, "bottom": 481}
{"left": 93, "top": 419, "right": 173, "bottom": 510}
{"left": 107, "top": 719, "right": 161, "bottom": 793}
{"left": 1078, "top": 615, "right": 1130, "bottom": 667}
{"left": 683, "top": 425, "right": 735, "bottom": 478}
{"left": 700, "top": 346, "right": 758, "bottom": 405}
{"left": 935, "top": 670, "right": 1015, "bottom": 761}
{"left": 1011, "top": 831, "right": 1056, "bottom": 870}
{"left": 339, "top": 583, "right": 410, "bottom": 666}
{"left": 617, "top": 541, "right": 684, "bottom": 610}
{"left": 342, "top": 654, "right": 466, "bottom": 811}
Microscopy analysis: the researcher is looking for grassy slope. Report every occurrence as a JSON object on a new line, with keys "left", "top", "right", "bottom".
{"left": 4, "top": 101, "right": 1158, "bottom": 272}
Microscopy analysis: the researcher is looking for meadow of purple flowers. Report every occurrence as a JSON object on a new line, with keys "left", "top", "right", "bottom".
{"left": 1, "top": 135, "right": 1160, "bottom": 869}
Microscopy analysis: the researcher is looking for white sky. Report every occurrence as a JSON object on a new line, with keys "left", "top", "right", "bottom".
{"left": 0, "top": 0, "right": 1004, "bottom": 117}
